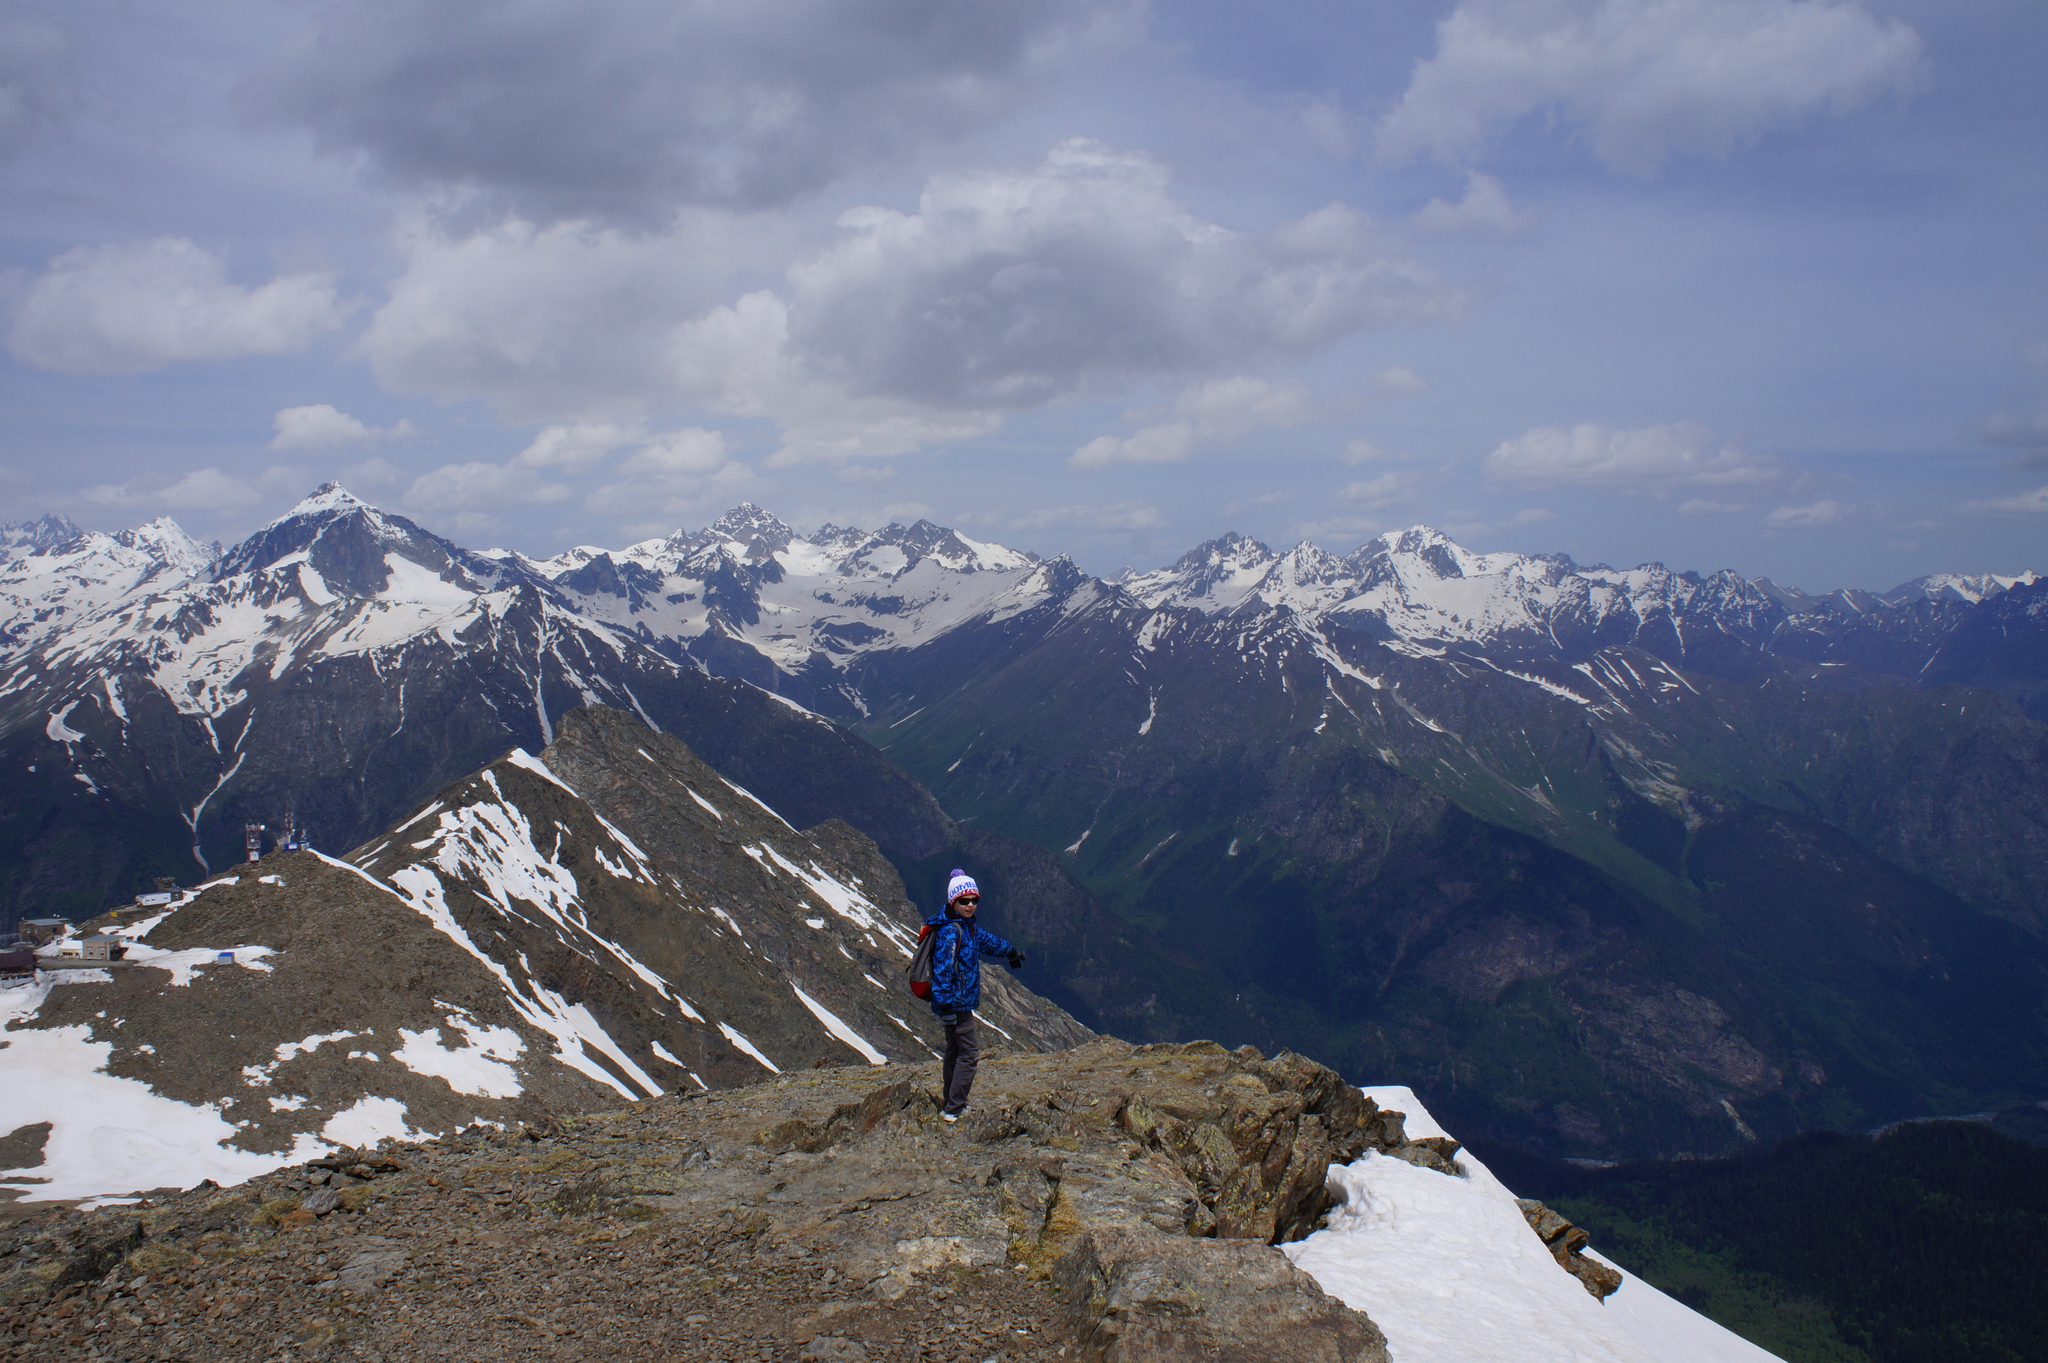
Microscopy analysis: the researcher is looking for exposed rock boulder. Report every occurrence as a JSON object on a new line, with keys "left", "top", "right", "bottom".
{"left": 1056, "top": 1225, "right": 1389, "bottom": 1363}
{"left": 1109, "top": 1042, "right": 1460, "bottom": 1245}
{"left": 1516, "top": 1198, "right": 1625, "bottom": 1299}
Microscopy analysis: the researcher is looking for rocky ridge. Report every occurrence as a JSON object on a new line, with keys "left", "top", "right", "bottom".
{"left": 0, "top": 1038, "right": 1635, "bottom": 1363}
{"left": 2, "top": 708, "right": 1089, "bottom": 1206}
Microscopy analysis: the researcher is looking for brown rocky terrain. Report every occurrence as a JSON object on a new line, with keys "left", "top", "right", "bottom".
{"left": 0, "top": 1038, "right": 1638, "bottom": 1363}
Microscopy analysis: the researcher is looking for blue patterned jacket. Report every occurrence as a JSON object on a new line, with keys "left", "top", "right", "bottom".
{"left": 925, "top": 912, "right": 1013, "bottom": 1015}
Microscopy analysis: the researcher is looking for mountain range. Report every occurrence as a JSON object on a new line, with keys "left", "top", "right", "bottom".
{"left": 3, "top": 489, "right": 2044, "bottom": 1160}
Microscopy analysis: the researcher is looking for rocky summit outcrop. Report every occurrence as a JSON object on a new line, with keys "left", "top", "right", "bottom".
{"left": 0, "top": 1038, "right": 1631, "bottom": 1363}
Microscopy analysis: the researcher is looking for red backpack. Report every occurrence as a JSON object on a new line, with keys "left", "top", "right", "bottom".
{"left": 907, "top": 921, "right": 944, "bottom": 999}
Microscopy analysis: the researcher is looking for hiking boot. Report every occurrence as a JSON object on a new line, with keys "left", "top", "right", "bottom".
{"left": 941, "top": 1112, "right": 960, "bottom": 1123}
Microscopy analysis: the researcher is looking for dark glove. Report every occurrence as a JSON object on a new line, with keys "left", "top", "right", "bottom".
{"left": 1007, "top": 950, "right": 1026, "bottom": 970}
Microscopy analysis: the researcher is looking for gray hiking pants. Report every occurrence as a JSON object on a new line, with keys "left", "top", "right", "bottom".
{"left": 940, "top": 1010, "right": 978, "bottom": 1115}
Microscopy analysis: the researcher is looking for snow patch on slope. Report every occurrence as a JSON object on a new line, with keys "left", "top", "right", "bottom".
{"left": 391, "top": 1008, "right": 526, "bottom": 1099}
{"left": 790, "top": 983, "right": 888, "bottom": 1065}
{"left": 0, "top": 979, "right": 324, "bottom": 1202}
{"left": 1286, "top": 1086, "right": 1785, "bottom": 1363}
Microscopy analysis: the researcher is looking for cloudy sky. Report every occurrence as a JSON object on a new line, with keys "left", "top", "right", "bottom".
{"left": 1, "top": 0, "right": 2042, "bottom": 587}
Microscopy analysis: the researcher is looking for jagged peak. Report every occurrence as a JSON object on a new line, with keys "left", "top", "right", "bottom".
{"left": 1261, "top": 540, "right": 1351, "bottom": 585}
{"left": 1353, "top": 524, "right": 1487, "bottom": 581}
{"left": 706, "top": 502, "right": 793, "bottom": 541}
{"left": 1362, "top": 524, "right": 1464, "bottom": 558}
{"left": 1171, "top": 531, "right": 1272, "bottom": 570}
{"left": 286, "top": 482, "right": 370, "bottom": 518}
{"left": 658, "top": 527, "right": 711, "bottom": 557}
{"left": 1, "top": 511, "right": 84, "bottom": 553}
{"left": 112, "top": 517, "right": 217, "bottom": 572}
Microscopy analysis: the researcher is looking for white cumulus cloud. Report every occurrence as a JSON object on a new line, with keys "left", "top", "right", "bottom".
{"left": 8, "top": 238, "right": 347, "bottom": 374}
{"left": 790, "top": 140, "right": 1462, "bottom": 412}
{"left": 247, "top": 0, "right": 1134, "bottom": 223}
{"left": 512, "top": 422, "right": 641, "bottom": 472}
{"left": 358, "top": 214, "right": 770, "bottom": 422}
{"left": 76, "top": 465, "right": 297, "bottom": 512}
{"left": 1963, "top": 485, "right": 2048, "bottom": 516}
{"left": 583, "top": 428, "right": 755, "bottom": 526}
{"left": 1485, "top": 422, "right": 1783, "bottom": 495}
{"left": 1377, "top": 0, "right": 1922, "bottom": 175}
{"left": 1337, "top": 472, "right": 1418, "bottom": 510}
{"left": 1409, "top": 173, "right": 1534, "bottom": 236}
{"left": 403, "top": 462, "right": 570, "bottom": 515}
{"left": 1763, "top": 498, "right": 1844, "bottom": 528}
{"left": 270, "top": 404, "right": 415, "bottom": 451}
{"left": 357, "top": 140, "right": 1460, "bottom": 467}
{"left": 1071, "top": 376, "right": 1313, "bottom": 470}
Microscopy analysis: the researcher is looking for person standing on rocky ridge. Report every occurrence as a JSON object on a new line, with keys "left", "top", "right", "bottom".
{"left": 926, "top": 868, "right": 1026, "bottom": 1122}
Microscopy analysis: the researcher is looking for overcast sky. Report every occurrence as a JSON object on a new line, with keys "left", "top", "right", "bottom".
{"left": 1, "top": 0, "right": 2042, "bottom": 588}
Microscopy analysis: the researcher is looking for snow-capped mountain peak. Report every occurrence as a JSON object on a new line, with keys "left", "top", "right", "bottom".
{"left": 288, "top": 481, "right": 370, "bottom": 518}
{"left": 706, "top": 502, "right": 796, "bottom": 559}
{"left": 1111, "top": 522, "right": 1813, "bottom": 665}
{"left": 213, "top": 483, "right": 493, "bottom": 598}
{"left": 1884, "top": 569, "right": 2044, "bottom": 605}
{"left": 113, "top": 516, "right": 219, "bottom": 576}
{"left": 1, "top": 512, "right": 85, "bottom": 558}
{"left": 0, "top": 514, "right": 217, "bottom": 661}
{"left": 1123, "top": 533, "right": 1280, "bottom": 611}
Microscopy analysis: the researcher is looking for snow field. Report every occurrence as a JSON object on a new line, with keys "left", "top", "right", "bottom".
{"left": 0, "top": 978, "right": 324, "bottom": 1202}
{"left": 717, "top": 1022, "right": 780, "bottom": 1073}
{"left": 1284, "top": 1087, "right": 1785, "bottom": 1363}
{"left": 318, "top": 1096, "right": 426, "bottom": 1148}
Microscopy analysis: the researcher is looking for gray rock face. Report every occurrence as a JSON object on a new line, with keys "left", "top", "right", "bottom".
{"left": 325, "top": 1239, "right": 408, "bottom": 1293}
{"left": 354, "top": 704, "right": 1086, "bottom": 1090}
{"left": 27, "top": 850, "right": 629, "bottom": 1159}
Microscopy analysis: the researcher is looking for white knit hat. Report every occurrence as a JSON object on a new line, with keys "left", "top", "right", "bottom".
{"left": 946, "top": 869, "right": 979, "bottom": 903}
